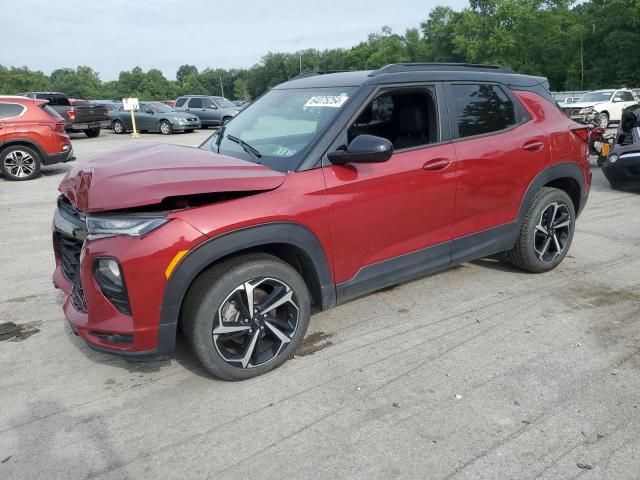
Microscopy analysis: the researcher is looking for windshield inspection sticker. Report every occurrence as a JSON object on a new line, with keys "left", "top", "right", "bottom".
{"left": 304, "top": 95, "right": 349, "bottom": 108}
{"left": 273, "top": 146, "right": 297, "bottom": 157}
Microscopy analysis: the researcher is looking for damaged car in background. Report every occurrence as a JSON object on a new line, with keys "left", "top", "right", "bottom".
{"left": 602, "top": 103, "right": 640, "bottom": 190}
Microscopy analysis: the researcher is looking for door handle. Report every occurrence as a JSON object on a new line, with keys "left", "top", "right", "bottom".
{"left": 522, "top": 140, "right": 544, "bottom": 152}
{"left": 423, "top": 158, "right": 451, "bottom": 171}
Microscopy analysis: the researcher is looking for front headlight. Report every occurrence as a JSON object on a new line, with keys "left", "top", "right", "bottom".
{"left": 579, "top": 106, "right": 594, "bottom": 114}
{"left": 86, "top": 216, "right": 168, "bottom": 240}
{"left": 608, "top": 154, "right": 619, "bottom": 164}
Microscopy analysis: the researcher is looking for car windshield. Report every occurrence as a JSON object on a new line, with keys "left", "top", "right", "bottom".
{"left": 149, "top": 102, "right": 175, "bottom": 113}
{"left": 201, "top": 87, "right": 355, "bottom": 172}
{"left": 579, "top": 91, "right": 613, "bottom": 103}
{"left": 215, "top": 97, "right": 236, "bottom": 108}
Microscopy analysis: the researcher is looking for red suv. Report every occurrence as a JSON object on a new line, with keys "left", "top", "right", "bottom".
{"left": 52, "top": 64, "right": 591, "bottom": 380}
{"left": 1, "top": 96, "right": 74, "bottom": 181}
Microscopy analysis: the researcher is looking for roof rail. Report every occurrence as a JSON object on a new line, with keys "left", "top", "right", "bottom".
{"left": 291, "top": 70, "right": 352, "bottom": 80}
{"left": 369, "top": 63, "right": 514, "bottom": 76}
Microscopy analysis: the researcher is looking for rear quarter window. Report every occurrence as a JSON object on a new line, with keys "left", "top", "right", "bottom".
{"left": 0, "top": 103, "right": 26, "bottom": 119}
{"left": 175, "top": 98, "right": 187, "bottom": 107}
{"left": 451, "top": 84, "right": 516, "bottom": 138}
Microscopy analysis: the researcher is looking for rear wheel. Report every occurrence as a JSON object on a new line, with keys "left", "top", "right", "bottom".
{"left": 507, "top": 187, "right": 575, "bottom": 273}
{"left": 112, "top": 120, "right": 126, "bottom": 134}
{"left": 182, "top": 254, "right": 311, "bottom": 380}
{"left": 0, "top": 145, "right": 42, "bottom": 181}
{"left": 84, "top": 127, "right": 101, "bottom": 138}
{"left": 159, "top": 120, "right": 173, "bottom": 135}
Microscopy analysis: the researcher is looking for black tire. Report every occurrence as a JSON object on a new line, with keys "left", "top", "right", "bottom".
{"left": 159, "top": 120, "right": 173, "bottom": 135}
{"left": 84, "top": 127, "right": 101, "bottom": 138}
{"left": 222, "top": 116, "right": 232, "bottom": 126}
{"left": 507, "top": 187, "right": 576, "bottom": 273}
{"left": 112, "top": 120, "right": 126, "bottom": 134}
{"left": 201, "top": 125, "right": 208, "bottom": 129}
{"left": 182, "top": 253, "right": 311, "bottom": 380}
{"left": 596, "top": 154, "right": 606, "bottom": 167}
{"left": 597, "top": 112, "right": 609, "bottom": 129}
{"left": 0, "top": 145, "right": 42, "bottom": 181}
{"left": 185, "top": 129, "right": 194, "bottom": 133}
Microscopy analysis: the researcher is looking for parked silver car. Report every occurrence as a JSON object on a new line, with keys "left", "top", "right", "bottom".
{"left": 174, "top": 95, "right": 241, "bottom": 128}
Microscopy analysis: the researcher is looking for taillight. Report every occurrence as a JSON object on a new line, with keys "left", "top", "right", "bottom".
{"left": 67, "top": 109, "right": 76, "bottom": 121}
{"left": 570, "top": 125, "right": 589, "bottom": 142}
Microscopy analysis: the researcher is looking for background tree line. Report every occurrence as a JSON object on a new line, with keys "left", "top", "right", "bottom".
{"left": 1, "top": 0, "right": 638, "bottom": 101}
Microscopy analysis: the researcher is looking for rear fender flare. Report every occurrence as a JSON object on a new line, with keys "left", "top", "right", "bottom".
{"left": 518, "top": 162, "right": 586, "bottom": 221}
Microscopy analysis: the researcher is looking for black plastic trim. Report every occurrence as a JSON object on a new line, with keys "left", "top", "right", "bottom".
{"left": 336, "top": 242, "right": 451, "bottom": 303}
{"left": 451, "top": 222, "right": 520, "bottom": 264}
{"left": 518, "top": 162, "right": 587, "bottom": 218}
{"left": 79, "top": 323, "right": 176, "bottom": 361}
{"left": 158, "top": 222, "right": 335, "bottom": 350}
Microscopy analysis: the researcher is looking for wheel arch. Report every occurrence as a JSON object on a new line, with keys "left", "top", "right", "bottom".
{"left": 158, "top": 119, "right": 172, "bottom": 132}
{"left": 159, "top": 222, "right": 336, "bottom": 337}
{"left": 519, "top": 162, "right": 586, "bottom": 221}
{"left": 1, "top": 138, "right": 46, "bottom": 160}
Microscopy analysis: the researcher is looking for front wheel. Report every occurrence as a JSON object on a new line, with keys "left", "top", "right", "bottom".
{"left": 159, "top": 120, "right": 173, "bottom": 135}
{"left": 0, "top": 145, "right": 42, "bottom": 181}
{"left": 182, "top": 254, "right": 311, "bottom": 380}
{"left": 597, "top": 112, "right": 609, "bottom": 129}
{"left": 84, "top": 127, "right": 101, "bottom": 138}
{"left": 507, "top": 187, "right": 575, "bottom": 273}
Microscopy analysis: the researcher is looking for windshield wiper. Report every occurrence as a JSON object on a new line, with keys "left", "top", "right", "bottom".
{"left": 226, "top": 134, "right": 262, "bottom": 159}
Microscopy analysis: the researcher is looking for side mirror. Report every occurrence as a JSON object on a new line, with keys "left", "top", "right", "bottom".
{"left": 327, "top": 134, "right": 393, "bottom": 165}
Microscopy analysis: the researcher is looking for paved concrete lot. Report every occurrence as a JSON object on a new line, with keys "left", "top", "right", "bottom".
{"left": 1, "top": 129, "right": 639, "bottom": 479}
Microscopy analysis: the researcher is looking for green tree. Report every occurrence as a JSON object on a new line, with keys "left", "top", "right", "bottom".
{"left": 233, "top": 78, "right": 247, "bottom": 100}
{"left": 50, "top": 66, "right": 102, "bottom": 98}
{"left": 176, "top": 64, "right": 199, "bottom": 83}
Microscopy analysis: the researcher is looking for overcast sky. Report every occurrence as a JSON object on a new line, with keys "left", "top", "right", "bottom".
{"left": 2, "top": 0, "right": 469, "bottom": 80}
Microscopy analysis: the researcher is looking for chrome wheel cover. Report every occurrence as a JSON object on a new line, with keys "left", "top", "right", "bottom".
{"left": 534, "top": 202, "right": 571, "bottom": 262}
{"left": 213, "top": 277, "right": 299, "bottom": 369}
{"left": 3, "top": 150, "right": 36, "bottom": 178}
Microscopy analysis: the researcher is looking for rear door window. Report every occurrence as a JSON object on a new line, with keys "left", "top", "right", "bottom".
{"left": 450, "top": 84, "right": 516, "bottom": 138}
{"left": 188, "top": 98, "right": 203, "bottom": 108}
{"left": 0, "top": 103, "right": 26, "bottom": 119}
{"left": 175, "top": 97, "right": 187, "bottom": 107}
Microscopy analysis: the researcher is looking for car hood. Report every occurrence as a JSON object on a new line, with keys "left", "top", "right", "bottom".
{"left": 562, "top": 101, "right": 605, "bottom": 109}
{"left": 58, "top": 143, "right": 286, "bottom": 212}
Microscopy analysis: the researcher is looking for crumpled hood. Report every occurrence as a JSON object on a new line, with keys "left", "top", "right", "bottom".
{"left": 562, "top": 101, "right": 605, "bottom": 109}
{"left": 58, "top": 143, "right": 286, "bottom": 212}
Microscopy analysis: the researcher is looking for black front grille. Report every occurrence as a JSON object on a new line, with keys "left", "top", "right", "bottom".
{"left": 55, "top": 232, "right": 87, "bottom": 313}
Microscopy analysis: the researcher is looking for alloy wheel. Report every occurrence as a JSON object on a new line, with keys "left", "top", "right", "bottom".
{"left": 534, "top": 202, "right": 571, "bottom": 262}
{"left": 213, "top": 277, "right": 299, "bottom": 369}
{"left": 3, "top": 150, "right": 36, "bottom": 178}
{"left": 160, "top": 122, "right": 171, "bottom": 134}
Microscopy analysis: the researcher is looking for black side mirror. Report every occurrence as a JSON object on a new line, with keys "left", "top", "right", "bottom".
{"left": 327, "top": 134, "right": 393, "bottom": 165}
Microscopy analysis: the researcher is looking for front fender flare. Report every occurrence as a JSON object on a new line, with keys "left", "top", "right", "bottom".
{"left": 158, "top": 221, "right": 335, "bottom": 339}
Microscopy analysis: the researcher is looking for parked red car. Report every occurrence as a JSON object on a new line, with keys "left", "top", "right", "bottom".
{"left": 0, "top": 96, "right": 74, "bottom": 181}
{"left": 52, "top": 64, "right": 591, "bottom": 380}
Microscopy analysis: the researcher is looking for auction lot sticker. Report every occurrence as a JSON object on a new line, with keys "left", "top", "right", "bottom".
{"left": 304, "top": 95, "right": 349, "bottom": 108}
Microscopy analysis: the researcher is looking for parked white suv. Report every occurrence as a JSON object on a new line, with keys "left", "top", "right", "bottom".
{"left": 561, "top": 89, "right": 638, "bottom": 127}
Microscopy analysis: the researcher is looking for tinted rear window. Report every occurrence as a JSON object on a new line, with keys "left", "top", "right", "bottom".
{"left": 451, "top": 84, "right": 516, "bottom": 138}
{"left": 188, "top": 98, "right": 203, "bottom": 108}
{"left": 35, "top": 93, "right": 70, "bottom": 106}
{"left": 0, "top": 103, "right": 25, "bottom": 119}
{"left": 175, "top": 98, "right": 187, "bottom": 107}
